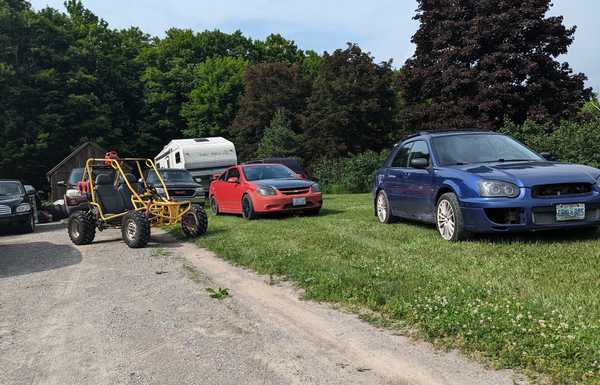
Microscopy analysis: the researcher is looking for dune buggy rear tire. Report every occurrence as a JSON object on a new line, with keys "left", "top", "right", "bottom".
{"left": 68, "top": 211, "right": 96, "bottom": 245}
{"left": 121, "top": 211, "right": 151, "bottom": 248}
{"left": 182, "top": 205, "right": 208, "bottom": 237}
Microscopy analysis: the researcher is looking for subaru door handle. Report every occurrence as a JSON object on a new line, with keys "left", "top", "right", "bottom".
{"left": 388, "top": 174, "right": 397, "bottom": 179}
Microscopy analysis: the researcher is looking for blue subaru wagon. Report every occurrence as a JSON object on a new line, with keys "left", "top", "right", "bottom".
{"left": 373, "top": 131, "right": 600, "bottom": 241}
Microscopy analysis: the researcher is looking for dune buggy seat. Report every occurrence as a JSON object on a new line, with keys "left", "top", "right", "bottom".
{"left": 118, "top": 173, "right": 143, "bottom": 210}
{"left": 94, "top": 174, "right": 127, "bottom": 214}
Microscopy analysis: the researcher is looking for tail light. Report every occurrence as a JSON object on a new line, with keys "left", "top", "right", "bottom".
{"left": 65, "top": 189, "right": 85, "bottom": 206}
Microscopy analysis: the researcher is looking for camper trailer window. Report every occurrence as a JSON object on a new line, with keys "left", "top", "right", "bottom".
{"left": 175, "top": 152, "right": 181, "bottom": 164}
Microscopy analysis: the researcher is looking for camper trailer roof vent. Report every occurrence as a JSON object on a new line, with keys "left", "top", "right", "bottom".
{"left": 194, "top": 138, "right": 209, "bottom": 142}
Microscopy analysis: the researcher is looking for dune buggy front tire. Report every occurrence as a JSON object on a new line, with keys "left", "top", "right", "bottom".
{"left": 182, "top": 205, "right": 208, "bottom": 237}
{"left": 68, "top": 211, "right": 96, "bottom": 245}
{"left": 121, "top": 211, "right": 151, "bottom": 248}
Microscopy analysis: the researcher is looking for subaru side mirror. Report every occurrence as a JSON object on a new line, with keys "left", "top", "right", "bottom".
{"left": 410, "top": 157, "right": 429, "bottom": 169}
{"left": 540, "top": 152, "right": 554, "bottom": 161}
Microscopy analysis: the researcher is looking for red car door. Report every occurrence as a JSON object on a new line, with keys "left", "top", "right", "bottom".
{"left": 211, "top": 170, "right": 229, "bottom": 211}
{"left": 222, "top": 167, "right": 244, "bottom": 212}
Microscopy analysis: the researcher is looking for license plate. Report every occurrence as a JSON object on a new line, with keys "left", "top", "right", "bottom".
{"left": 556, "top": 203, "right": 585, "bottom": 221}
{"left": 292, "top": 197, "right": 306, "bottom": 206}
{"left": 174, "top": 191, "right": 187, "bottom": 195}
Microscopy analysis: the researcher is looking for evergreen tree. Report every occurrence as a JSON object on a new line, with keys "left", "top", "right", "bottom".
{"left": 230, "top": 62, "right": 311, "bottom": 160}
{"left": 256, "top": 108, "right": 303, "bottom": 158}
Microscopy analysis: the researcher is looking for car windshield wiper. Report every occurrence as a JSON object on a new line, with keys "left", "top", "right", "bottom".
{"left": 481, "top": 159, "right": 534, "bottom": 163}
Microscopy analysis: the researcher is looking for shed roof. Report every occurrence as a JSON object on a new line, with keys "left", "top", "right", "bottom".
{"left": 47, "top": 142, "right": 106, "bottom": 176}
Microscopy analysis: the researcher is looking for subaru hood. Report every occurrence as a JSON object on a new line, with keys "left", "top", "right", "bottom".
{"left": 452, "top": 161, "right": 600, "bottom": 187}
{"left": 255, "top": 178, "right": 314, "bottom": 189}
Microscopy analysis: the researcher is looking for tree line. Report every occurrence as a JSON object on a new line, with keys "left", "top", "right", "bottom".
{"left": 0, "top": 0, "right": 593, "bottom": 189}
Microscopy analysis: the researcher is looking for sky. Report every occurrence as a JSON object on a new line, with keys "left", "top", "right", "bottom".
{"left": 29, "top": 0, "right": 599, "bottom": 92}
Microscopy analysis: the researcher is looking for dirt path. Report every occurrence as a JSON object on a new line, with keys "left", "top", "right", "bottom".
{"left": 0, "top": 223, "right": 520, "bottom": 385}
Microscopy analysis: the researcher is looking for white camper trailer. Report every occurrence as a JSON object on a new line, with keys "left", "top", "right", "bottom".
{"left": 155, "top": 137, "right": 237, "bottom": 188}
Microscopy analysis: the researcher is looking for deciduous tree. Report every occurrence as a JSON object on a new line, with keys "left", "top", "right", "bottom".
{"left": 401, "top": 0, "right": 592, "bottom": 130}
{"left": 302, "top": 44, "right": 396, "bottom": 160}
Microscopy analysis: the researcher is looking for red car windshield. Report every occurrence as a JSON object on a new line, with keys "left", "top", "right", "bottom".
{"left": 242, "top": 165, "right": 296, "bottom": 181}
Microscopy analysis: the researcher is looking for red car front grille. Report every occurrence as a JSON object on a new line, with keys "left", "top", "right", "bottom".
{"left": 278, "top": 188, "right": 310, "bottom": 195}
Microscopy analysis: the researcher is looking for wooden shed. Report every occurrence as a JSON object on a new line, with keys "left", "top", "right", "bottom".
{"left": 47, "top": 142, "right": 106, "bottom": 201}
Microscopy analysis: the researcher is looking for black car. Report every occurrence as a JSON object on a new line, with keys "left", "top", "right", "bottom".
{"left": 0, "top": 179, "right": 36, "bottom": 233}
{"left": 145, "top": 169, "right": 205, "bottom": 204}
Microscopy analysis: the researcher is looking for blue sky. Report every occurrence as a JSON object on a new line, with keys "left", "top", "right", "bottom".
{"left": 30, "top": 0, "right": 599, "bottom": 92}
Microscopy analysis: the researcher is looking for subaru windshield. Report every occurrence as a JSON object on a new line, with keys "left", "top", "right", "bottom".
{"left": 431, "top": 134, "right": 542, "bottom": 166}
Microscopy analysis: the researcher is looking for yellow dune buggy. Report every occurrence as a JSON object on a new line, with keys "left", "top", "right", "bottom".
{"left": 67, "top": 154, "right": 207, "bottom": 248}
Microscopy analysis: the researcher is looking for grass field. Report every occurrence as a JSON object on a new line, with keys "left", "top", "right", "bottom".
{"left": 190, "top": 194, "right": 600, "bottom": 384}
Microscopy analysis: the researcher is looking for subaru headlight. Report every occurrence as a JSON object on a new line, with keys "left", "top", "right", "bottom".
{"left": 256, "top": 186, "right": 277, "bottom": 196}
{"left": 311, "top": 183, "right": 321, "bottom": 193}
{"left": 16, "top": 203, "right": 31, "bottom": 213}
{"left": 478, "top": 180, "right": 520, "bottom": 198}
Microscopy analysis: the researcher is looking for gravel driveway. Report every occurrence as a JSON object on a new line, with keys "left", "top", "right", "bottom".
{"left": 0, "top": 223, "right": 520, "bottom": 385}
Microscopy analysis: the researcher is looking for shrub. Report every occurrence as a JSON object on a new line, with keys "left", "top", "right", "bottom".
{"left": 311, "top": 151, "right": 389, "bottom": 193}
{"left": 500, "top": 118, "right": 600, "bottom": 168}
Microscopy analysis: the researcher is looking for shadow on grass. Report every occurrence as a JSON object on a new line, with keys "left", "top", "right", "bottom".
{"left": 386, "top": 217, "right": 599, "bottom": 244}
{"left": 472, "top": 227, "right": 600, "bottom": 244}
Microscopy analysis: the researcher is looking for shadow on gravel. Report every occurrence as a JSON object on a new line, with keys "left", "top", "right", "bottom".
{"left": 0, "top": 242, "right": 82, "bottom": 278}
{"left": 0, "top": 221, "right": 66, "bottom": 236}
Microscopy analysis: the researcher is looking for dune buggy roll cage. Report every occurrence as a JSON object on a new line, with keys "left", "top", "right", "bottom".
{"left": 84, "top": 157, "right": 192, "bottom": 226}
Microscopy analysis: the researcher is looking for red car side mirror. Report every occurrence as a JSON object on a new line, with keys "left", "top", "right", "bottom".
{"left": 227, "top": 177, "right": 239, "bottom": 184}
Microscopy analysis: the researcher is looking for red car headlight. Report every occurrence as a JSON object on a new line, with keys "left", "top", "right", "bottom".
{"left": 256, "top": 186, "right": 277, "bottom": 196}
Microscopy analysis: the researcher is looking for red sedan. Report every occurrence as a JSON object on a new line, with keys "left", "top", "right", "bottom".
{"left": 209, "top": 163, "right": 322, "bottom": 219}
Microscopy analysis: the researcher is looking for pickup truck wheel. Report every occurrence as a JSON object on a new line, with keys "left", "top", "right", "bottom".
{"left": 121, "top": 211, "right": 150, "bottom": 248}
{"left": 182, "top": 205, "right": 208, "bottom": 237}
{"left": 68, "top": 211, "right": 96, "bottom": 245}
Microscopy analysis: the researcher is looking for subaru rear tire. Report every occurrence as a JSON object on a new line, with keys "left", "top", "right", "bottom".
{"left": 375, "top": 190, "right": 395, "bottom": 224}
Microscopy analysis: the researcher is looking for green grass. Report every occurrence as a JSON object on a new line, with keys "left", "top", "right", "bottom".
{"left": 191, "top": 194, "right": 600, "bottom": 384}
